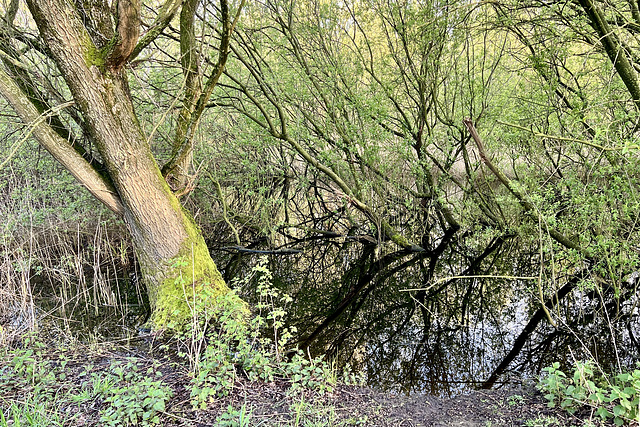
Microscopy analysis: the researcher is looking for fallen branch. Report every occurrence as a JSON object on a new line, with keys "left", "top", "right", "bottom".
{"left": 463, "top": 118, "right": 586, "bottom": 256}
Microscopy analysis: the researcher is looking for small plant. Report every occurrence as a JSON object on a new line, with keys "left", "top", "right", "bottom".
{"left": 189, "top": 338, "right": 238, "bottom": 408}
{"left": 215, "top": 404, "right": 255, "bottom": 427}
{"left": 8, "top": 341, "right": 55, "bottom": 386}
{"left": 524, "top": 415, "right": 560, "bottom": 426}
{"left": 508, "top": 394, "right": 525, "bottom": 406}
{"left": 285, "top": 351, "right": 335, "bottom": 394}
{"left": 187, "top": 289, "right": 250, "bottom": 408}
{"left": 97, "top": 359, "right": 173, "bottom": 426}
{"left": 186, "top": 258, "right": 339, "bottom": 410}
{"left": 0, "top": 398, "right": 68, "bottom": 427}
{"left": 250, "top": 258, "right": 296, "bottom": 360}
{"left": 287, "top": 395, "right": 341, "bottom": 427}
{"left": 0, "top": 339, "right": 79, "bottom": 426}
{"left": 538, "top": 360, "right": 640, "bottom": 425}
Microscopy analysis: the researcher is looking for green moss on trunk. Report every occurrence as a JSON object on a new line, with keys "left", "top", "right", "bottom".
{"left": 145, "top": 210, "right": 247, "bottom": 329}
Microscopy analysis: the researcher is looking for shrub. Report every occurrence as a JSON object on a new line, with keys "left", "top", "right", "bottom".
{"left": 539, "top": 361, "right": 640, "bottom": 425}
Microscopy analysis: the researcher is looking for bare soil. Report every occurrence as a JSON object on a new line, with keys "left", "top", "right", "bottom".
{"left": 172, "top": 379, "right": 614, "bottom": 426}
{"left": 366, "top": 385, "right": 607, "bottom": 427}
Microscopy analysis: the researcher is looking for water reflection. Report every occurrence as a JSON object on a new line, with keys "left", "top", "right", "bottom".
{"left": 16, "top": 237, "right": 640, "bottom": 398}
{"left": 222, "top": 237, "right": 640, "bottom": 397}
{"left": 33, "top": 272, "right": 149, "bottom": 340}
{"left": 360, "top": 291, "right": 531, "bottom": 396}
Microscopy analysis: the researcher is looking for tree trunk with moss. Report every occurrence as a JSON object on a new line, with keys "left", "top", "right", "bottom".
{"left": 0, "top": 0, "right": 243, "bottom": 327}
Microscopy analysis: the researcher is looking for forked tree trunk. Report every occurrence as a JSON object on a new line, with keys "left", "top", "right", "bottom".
{"left": 0, "top": 0, "right": 245, "bottom": 327}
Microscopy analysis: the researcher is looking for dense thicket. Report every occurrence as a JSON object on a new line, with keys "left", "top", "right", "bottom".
{"left": 2, "top": 0, "right": 639, "bottom": 388}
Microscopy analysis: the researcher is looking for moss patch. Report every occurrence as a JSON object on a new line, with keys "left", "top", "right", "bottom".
{"left": 82, "top": 33, "right": 106, "bottom": 70}
{"left": 149, "top": 210, "right": 248, "bottom": 329}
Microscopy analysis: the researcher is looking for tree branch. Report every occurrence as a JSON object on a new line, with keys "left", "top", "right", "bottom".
{"left": 129, "top": 0, "right": 182, "bottom": 62}
{"left": 106, "top": 0, "right": 141, "bottom": 71}
{"left": 0, "top": 67, "right": 124, "bottom": 215}
{"left": 464, "top": 118, "right": 585, "bottom": 255}
{"left": 578, "top": 0, "right": 640, "bottom": 109}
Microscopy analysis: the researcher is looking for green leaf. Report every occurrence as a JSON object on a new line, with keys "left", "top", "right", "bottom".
{"left": 596, "top": 407, "right": 612, "bottom": 419}
{"left": 617, "top": 373, "right": 631, "bottom": 382}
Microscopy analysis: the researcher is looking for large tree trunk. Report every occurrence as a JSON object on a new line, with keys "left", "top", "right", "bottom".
{"left": 1, "top": 0, "right": 245, "bottom": 327}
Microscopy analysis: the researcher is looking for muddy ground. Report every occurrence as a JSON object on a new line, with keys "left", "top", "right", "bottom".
{"left": 208, "top": 381, "right": 613, "bottom": 427}
{"left": 369, "top": 385, "right": 607, "bottom": 427}
{"left": 171, "top": 379, "right": 616, "bottom": 426}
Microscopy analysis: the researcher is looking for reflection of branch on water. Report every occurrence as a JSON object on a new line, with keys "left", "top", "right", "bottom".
{"left": 300, "top": 228, "right": 518, "bottom": 390}
{"left": 481, "top": 268, "right": 590, "bottom": 389}
{"left": 221, "top": 246, "right": 302, "bottom": 255}
{"left": 300, "top": 245, "right": 425, "bottom": 348}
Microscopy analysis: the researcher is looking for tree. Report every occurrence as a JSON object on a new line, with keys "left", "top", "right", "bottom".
{"left": 211, "top": 0, "right": 640, "bottom": 381}
{"left": 0, "top": 0, "right": 246, "bottom": 326}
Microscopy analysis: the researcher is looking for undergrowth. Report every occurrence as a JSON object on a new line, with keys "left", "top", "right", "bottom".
{"left": 0, "top": 258, "right": 367, "bottom": 426}
{"left": 538, "top": 360, "right": 640, "bottom": 425}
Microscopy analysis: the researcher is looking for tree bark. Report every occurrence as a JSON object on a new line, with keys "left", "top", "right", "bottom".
{"left": 2, "top": 0, "right": 245, "bottom": 327}
{"left": 0, "top": 68, "right": 124, "bottom": 215}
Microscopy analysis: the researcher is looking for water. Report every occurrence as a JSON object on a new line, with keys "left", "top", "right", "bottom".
{"left": 32, "top": 271, "right": 150, "bottom": 341}
{"left": 16, "top": 241, "right": 640, "bottom": 397}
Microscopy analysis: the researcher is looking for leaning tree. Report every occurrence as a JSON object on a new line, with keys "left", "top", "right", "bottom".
{"left": 0, "top": 0, "right": 246, "bottom": 326}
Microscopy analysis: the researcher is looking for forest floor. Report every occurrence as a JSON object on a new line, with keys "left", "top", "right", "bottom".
{"left": 364, "top": 385, "right": 611, "bottom": 427}
{"left": 188, "top": 379, "right": 614, "bottom": 426}
{"left": 186, "top": 379, "right": 614, "bottom": 426}
{"left": 0, "top": 335, "right": 620, "bottom": 427}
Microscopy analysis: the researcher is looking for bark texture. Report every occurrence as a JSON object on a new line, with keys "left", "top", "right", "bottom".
{"left": 0, "top": 68, "right": 124, "bottom": 215}
{"left": 1, "top": 0, "right": 244, "bottom": 327}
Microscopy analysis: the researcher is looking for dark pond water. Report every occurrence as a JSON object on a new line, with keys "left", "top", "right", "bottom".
{"left": 218, "top": 241, "right": 640, "bottom": 396}
{"left": 24, "top": 240, "right": 640, "bottom": 397}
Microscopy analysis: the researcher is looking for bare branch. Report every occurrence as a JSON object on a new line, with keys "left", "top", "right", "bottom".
{"left": 0, "top": 67, "right": 125, "bottom": 215}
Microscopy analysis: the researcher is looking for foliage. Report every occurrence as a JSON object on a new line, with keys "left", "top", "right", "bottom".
{"left": 538, "top": 361, "right": 640, "bottom": 425}
{"left": 214, "top": 404, "right": 255, "bottom": 427}
{"left": 285, "top": 351, "right": 337, "bottom": 395}
{"left": 523, "top": 415, "right": 562, "bottom": 427}
{"left": 0, "top": 399, "right": 68, "bottom": 427}
{"left": 0, "top": 337, "right": 172, "bottom": 427}
{"left": 185, "top": 258, "right": 341, "bottom": 409}
{"left": 209, "top": 0, "right": 640, "bottom": 392}
{"left": 95, "top": 359, "right": 173, "bottom": 426}
{"left": 0, "top": 0, "right": 244, "bottom": 328}
{"left": 0, "top": 339, "right": 72, "bottom": 426}
{"left": 507, "top": 394, "right": 525, "bottom": 406}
